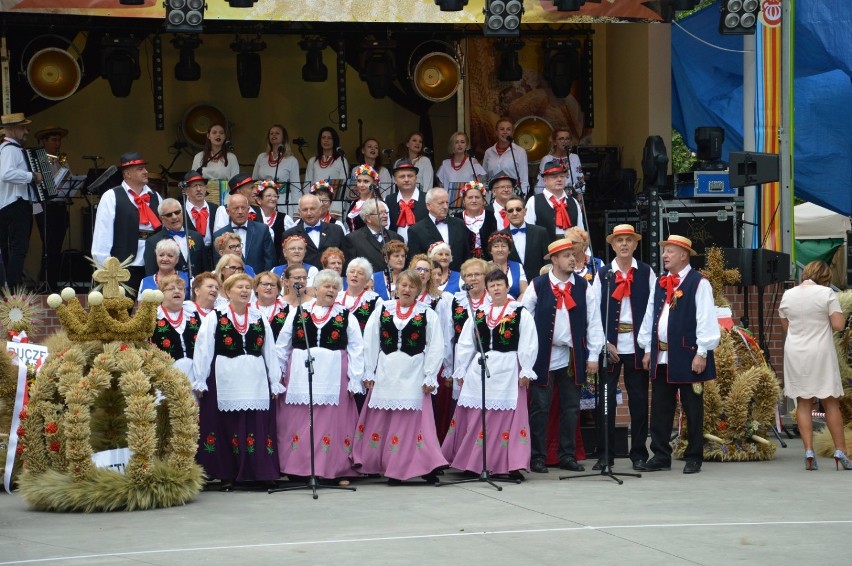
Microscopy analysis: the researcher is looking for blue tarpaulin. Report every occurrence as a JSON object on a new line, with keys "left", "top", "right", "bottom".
{"left": 672, "top": 1, "right": 852, "bottom": 216}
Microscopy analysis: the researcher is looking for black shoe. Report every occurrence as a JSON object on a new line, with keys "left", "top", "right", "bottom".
{"left": 558, "top": 458, "right": 585, "bottom": 472}
{"left": 422, "top": 472, "right": 440, "bottom": 484}
{"left": 530, "top": 460, "right": 549, "bottom": 473}
{"left": 632, "top": 459, "right": 646, "bottom": 471}
{"left": 508, "top": 470, "right": 525, "bottom": 482}
{"left": 638, "top": 457, "right": 671, "bottom": 472}
{"left": 683, "top": 461, "right": 702, "bottom": 474}
{"left": 592, "top": 459, "right": 614, "bottom": 471}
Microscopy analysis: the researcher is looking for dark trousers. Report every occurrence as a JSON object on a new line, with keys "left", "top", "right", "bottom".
{"left": 530, "top": 365, "right": 582, "bottom": 464}
{"left": 126, "top": 265, "right": 145, "bottom": 297}
{"left": 35, "top": 202, "right": 70, "bottom": 289}
{"left": 0, "top": 198, "right": 33, "bottom": 287}
{"left": 649, "top": 365, "right": 705, "bottom": 464}
{"left": 596, "top": 353, "right": 650, "bottom": 462}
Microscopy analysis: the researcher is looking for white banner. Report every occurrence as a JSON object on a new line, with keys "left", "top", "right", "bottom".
{"left": 91, "top": 448, "right": 133, "bottom": 474}
{"left": 3, "top": 362, "right": 28, "bottom": 494}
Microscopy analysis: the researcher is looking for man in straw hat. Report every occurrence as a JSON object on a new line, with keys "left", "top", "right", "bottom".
{"left": 593, "top": 224, "right": 657, "bottom": 472}
{"left": 521, "top": 237, "right": 605, "bottom": 473}
{"left": 524, "top": 159, "right": 584, "bottom": 243}
{"left": 0, "top": 112, "right": 42, "bottom": 287}
{"left": 636, "top": 234, "right": 720, "bottom": 475}
{"left": 92, "top": 151, "right": 162, "bottom": 293}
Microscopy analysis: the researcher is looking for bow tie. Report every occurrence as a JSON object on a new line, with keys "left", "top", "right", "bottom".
{"left": 550, "top": 196, "right": 571, "bottom": 230}
{"left": 167, "top": 229, "right": 186, "bottom": 238}
{"left": 510, "top": 226, "right": 526, "bottom": 235}
{"left": 397, "top": 199, "right": 416, "bottom": 228}
{"left": 659, "top": 273, "right": 681, "bottom": 303}
{"left": 434, "top": 218, "right": 446, "bottom": 225}
{"left": 611, "top": 268, "right": 634, "bottom": 301}
{"left": 305, "top": 225, "right": 322, "bottom": 233}
{"left": 231, "top": 224, "right": 247, "bottom": 230}
{"left": 552, "top": 282, "right": 576, "bottom": 311}
{"left": 373, "top": 232, "right": 383, "bottom": 242}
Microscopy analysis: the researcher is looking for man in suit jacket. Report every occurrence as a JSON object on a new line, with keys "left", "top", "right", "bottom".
{"left": 504, "top": 195, "right": 550, "bottom": 280}
{"left": 211, "top": 193, "right": 275, "bottom": 273}
{"left": 407, "top": 187, "right": 470, "bottom": 272}
{"left": 384, "top": 159, "right": 428, "bottom": 243}
{"left": 346, "top": 198, "right": 403, "bottom": 273}
{"left": 143, "top": 198, "right": 206, "bottom": 276}
{"left": 282, "top": 193, "right": 349, "bottom": 268}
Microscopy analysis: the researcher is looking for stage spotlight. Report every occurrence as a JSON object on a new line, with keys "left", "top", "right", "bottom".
{"left": 484, "top": 0, "right": 524, "bottom": 37}
{"left": 100, "top": 36, "right": 141, "bottom": 98}
{"left": 543, "top": 40, "right": 578, "bottom": 98}
{"left": 299, "top": 38, "right": 328, "bottom": 83}
{"left": 359, "top": 40, "right": 397, "bottom": 99}
{"left": 165, "top": 0, "right": 205, "bottom": 33}
{"left": 227, "top": 0, "right": 256, "bottom": 7}
{"left": 496, "top": 39, "right": 523, "bottom": 82}
{"left": 719, "top": 0, "right": 760, "bottom": 35}
{"left": 231, "top": 35, "right": 266, "bottom": 98}
{"left": 553, "top": 0, "right": 586, "bottom": 10}
{"left": 172, "top": 34, "right": 201, "bottom": 81}
{"left": 434, "top": 0, "right": 468, "bottom": 10}
{"left": 694, "top": 126, "right": 725, "bottom": 170}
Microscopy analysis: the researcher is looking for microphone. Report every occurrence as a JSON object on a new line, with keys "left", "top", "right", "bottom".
{"left": 293, "top": 282, "right": 304, "bottom": 291}
{"left": 224, "top": 139, "right": 235, "bottom": 152}
{"left": 505, "top": 135, "right": 514, "bottom": 143}
{"left": 606, "top": 269, "right": 614, "bottom": 278}
{"left": 382, "top": 148, "right": 394, "bottom": 158}
{"left": 461, "top": 283, "right": 474, "bottom": 291}
{"left": 465, "top": 148, "right": 475, "bottom": 158}
{"left": 83, "top": 155, "right": 103, "bottom": 160}
{"left": 370, "top": 183, "right": 381, "bottom": 195}
{"left": 422, "top": 147, "right": 434, "bottom": 156}
{"left": 277, "top": 144, "right": 285, "bottom": 155}
{"left": 335, "top": 146, "right": 346, "bottom": 156}
{"left": 293, "top": 137, "right": 307, "bottom": 147}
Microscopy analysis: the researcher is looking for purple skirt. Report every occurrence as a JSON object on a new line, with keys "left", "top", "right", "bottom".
{"left": 441, "top": 387, "right": 531, "bottom": 475}
{"left": 276, "top": 375, "right": 359, "bottom": 479}
{"left": 351, "top": 390, "right": 449, "bottom": 481}
{"left": 196, "top": 363, "right": 280, "bottom": 482}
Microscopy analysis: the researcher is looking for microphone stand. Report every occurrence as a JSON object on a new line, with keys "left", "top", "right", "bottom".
{"left": 437, "top": 287, "right": 520, "bottom": 491}
{"left": 561, "top": 269, "right": 640, "bottom": 485}
{"left": 181, "top": 192, "right": 194, "bottom": 299}
{"left": 505, "top": 136, "right": 524, "bottom": 199}
{"left": 269, "top": 285, "right": 357, "bottom": 499}
{"left": 465, "top": 148, "right": 480, "bottom": 183}
{"left": 371, "top": 183, "right": 394, "bottom": 299}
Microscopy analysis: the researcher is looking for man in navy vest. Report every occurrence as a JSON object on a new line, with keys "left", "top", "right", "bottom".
{"left": 521, "top": 238, "right": 605, "bottom": 473}
{"left": 637, "top": 235, "right": 720, "bottom": 475}
{"left": 524, "top": 160, "right": 584, "bottom": 242}
{"left": 594, "top": 224, "right": 656, "bottom": 472}
{"left": 92, "top": 152, "right": 162, "bottom": 293}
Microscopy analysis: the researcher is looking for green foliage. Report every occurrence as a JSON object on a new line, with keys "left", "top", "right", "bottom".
{"left": 672, "top": 128, "right": 697, "bottom": 173}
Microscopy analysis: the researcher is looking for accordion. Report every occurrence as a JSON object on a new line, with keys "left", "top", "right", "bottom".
{"left": 24, "top": 147, "right": 58, "bottom": 203}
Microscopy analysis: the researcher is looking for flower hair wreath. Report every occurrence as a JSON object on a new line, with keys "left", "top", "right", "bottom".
{"left": 353, "top": 164, "right": 380, "bottom": 183}
{"left": 461, "top": 180, "right": 486, "bottom": 195}
{"left": 254, "top": 179, "right": 280, "bottom": 199}
{"left": 310, "top": 179, "right": 333, "bottom": 193}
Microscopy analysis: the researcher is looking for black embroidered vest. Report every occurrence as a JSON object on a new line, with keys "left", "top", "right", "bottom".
{"left": 291, "top": 307, "right": 349, "bottom": 351}
{"left": 213, "top": 310, "right": 266, "bottom": 358}
{"left": 152, "top": 310, "right": 202, "bottom": 361}
{"left": 351, "top": 296, "right": 380, "bottom": 332}
{"left": 379, "top": 308, "right": 428, "bottom": 356}
{"left": 474, "top": 305, "right": 522, "bottom": 353}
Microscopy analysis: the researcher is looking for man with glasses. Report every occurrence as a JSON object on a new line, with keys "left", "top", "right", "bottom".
{"left": 346, "top": 198, "right": 402, "bottom": 273}
{"left": 311, "top": 185, "right": 349, "bottom": 236}
{"left": 407, "top": 187, "right": 469, "bottom": 272}
{"left": 487, "top": 171, "right": 517, "bottom": 231}
{"left": 212, "top": 193, "right": 275, "bottom": 274}
{"left": 181, "top": 170, "right": 218, "bottom": 263}
{"left": 283, "top": 193, "right": 349, "bottom": 268}
{"left": 143, "top": 198, "right": 206, "bottom": 277}
{"left": 503, "top": 195, "right": 550, "bottom": 281}
{"left": 534, "top": 129, "right": 584, "bottom": 195}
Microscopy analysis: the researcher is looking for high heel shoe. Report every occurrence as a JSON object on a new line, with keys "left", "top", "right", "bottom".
{"left": 805, "top": 450, "right": 818, "bottom": 471}
{"left": 833, "top": 450, "right": 852, "bottom": 470}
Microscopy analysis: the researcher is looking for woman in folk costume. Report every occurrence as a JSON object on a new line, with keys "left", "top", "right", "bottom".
{"left": 339, "top": 257, "right": 384, "bottom": 333}
{"left": 252, "top": 271, "right": 289, "bottom": 341}
{"left": 275, "top": 269, "right": 366, "bottom": 483}
{"left": 152, "top": 274, "right": 202, "bottom": 385}
{"left": 192, "top": 272, "right": 284, "bottom": 489}
{"left": 346, "top": 164, "right": 381, "bottom": 233}
{"left": 442, "top": 269, "right": 538, "bottom": 478}
{"left": 429, "top": 241, "right": 461, "bottom": 294}
{"left": 455, "top": 180, "right": 497, "bottom": 260}
{"left": 352, "top": 270, "right": 448, "bottom": 483}
{"left": 486, "top": 231, "right": 527, "bottom": 299}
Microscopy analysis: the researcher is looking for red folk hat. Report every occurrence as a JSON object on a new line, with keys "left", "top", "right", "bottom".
{"left": 183, "top": 171, "right": 205, "bottom": 185}
{"left": 659, "top": 234, "right": 697, "bottom": 256}
{"left": 540, "top": 160, "right": 566, "bottom": 177}
{"left": 228, "top": 173, "right": 254, "bottom": 194}
{"left": 606, "top": 224, "right": 642, "bottom": 244}
{"left": 544, "top": 238, "right": 574, "bottom": 259}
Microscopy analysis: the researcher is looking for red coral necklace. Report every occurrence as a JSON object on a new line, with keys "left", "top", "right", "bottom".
{"left": 343, "top": 289, "right": 367, "bottom": 311}
{"left": 396, "top": 301, "right": 415, "bottom": 320}
{"left": 229, "top": 305, "right": 249, "bottom": 334}
{"left": 162, "top": 307, "right": 184, "bottom": 328}
{"left": 311, "top": 303, "right": 334, "bottom": 324}
{"left": 486, "top": 301, "right": 511, "bottom": 327}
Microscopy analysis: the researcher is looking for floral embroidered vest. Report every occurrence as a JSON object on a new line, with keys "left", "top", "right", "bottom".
{"left": 268, "top": 303, "right": 290, "bottom": 341}
{"left": 291, "top": 307, "right": 349, "bottom": 351}
{"left": 451, "top": 297, "right": 470, "bottom": 345}
{"left": 474, "top": 305, "right": 522, "bottom": 353}
{"left": 213, "top": 310, "right": 266, "bottom": 358}
{"left": 351, "top": 296, "right": 380, "bottom": 332}
{"left": 379, "top": 307, "right": 427, "bottom": 356}
{"left": 152, "top": 310, "right": 201, "bottom": 361}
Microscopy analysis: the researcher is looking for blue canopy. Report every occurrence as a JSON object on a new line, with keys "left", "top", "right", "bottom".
{"left": 672, "top": 1, "right": 852, "bottom": 216}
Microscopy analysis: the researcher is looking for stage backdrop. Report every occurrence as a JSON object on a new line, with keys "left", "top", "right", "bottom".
{"left": 3, "top": 0, "right": 667, "bottom": 23}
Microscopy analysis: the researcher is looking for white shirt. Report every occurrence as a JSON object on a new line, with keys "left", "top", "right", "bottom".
{"left": 0, "top": 138, "right": 34, "bottom": 209}
{"left": 91, "top": 182, "right": 157, "bottom": 267}
{"left": 637, "top": 264, "right": 720, "bottom": 363}
{"left": 252, "top": 152, "right": 301, "bottom": 205}
{"left": 429, "top": 213, "right": 449, "bottom": 244}
{"left": 482, "top": 143, "right": 529, "bottom": 195}
{"left": 605, "top": 258, "right": 657, "bottom": 355}
{"left": 491, "top": 200, "right": 511, "bottom": 231}
{"left": 524, "top": 188, "right": 586, "bottom": 234}
{"left": 436, "top": 157, "right": 486, "bottom": 190}
{"left": 508, "top": 222, "right": 527, "bottom": 262}
{"left": 412, "top": 155, "right": 434, "bottom": 192}
{"left": 390, "top": 187, "right": 422, "bottom": 243}
{"left": 305, "top": 155, "right": 348, "bottom": 184}
{"left": 187, "top": 201, "right": 213, "bottom": 246}
{"left": 191, "top": 152, "right": 240, "bottom": 181}
{"left": 534, "top": 153, "right": 584, "bottom": 194}
{"left": 521, "top": 271, "right": 605, "bottom": 371}
{"left": 302, "top": 221, "right": 322, "bottom": 248}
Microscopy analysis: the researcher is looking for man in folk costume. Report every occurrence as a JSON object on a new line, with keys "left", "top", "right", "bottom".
{"left": 181, "top": 170, "right": 219, "bottom": 267}
{"left": 521, "top": 238, "right": 605, "bottom": 473}
{"left": 637, "top": 235, "right": 720, "bottom": 475}
{"left": 92, "top": 151, "right": 162, "bottom": 293}
{"left": 384, "top": 159, "right": 428, "bottom": 243}
{"left": 524, "top": 160, "right": 585, "bottom": 242}
{"left": 594, "top": 224, "right": 656, "bottom": 471}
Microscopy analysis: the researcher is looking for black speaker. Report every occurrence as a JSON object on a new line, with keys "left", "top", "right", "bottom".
{"left": 721, "top": 247, "right": 791, "bottom": 287}
{"left": 728, "top": 151, "right": 780, "bottom": 188}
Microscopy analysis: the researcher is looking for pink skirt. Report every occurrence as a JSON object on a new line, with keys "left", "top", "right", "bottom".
{"left": 276, "top": 374, "right": 359, "bottom": 479}
{"left": 441, "top": 387, "right": 531, "bottom": 474}
{"left": 351, "top": 390, "right": 449, "bottom": 480}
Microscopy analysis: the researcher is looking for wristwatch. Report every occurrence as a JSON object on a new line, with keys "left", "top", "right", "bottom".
{"left": 697, "top": 351, "right": 707, "bottom": 359}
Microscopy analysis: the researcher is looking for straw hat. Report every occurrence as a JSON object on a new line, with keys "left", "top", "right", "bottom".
{"left": 35, "top": 126, "right": 68, "bottom": 140}
{"left": 659, "top": 234, "right": 697, "bottom": 256}
{"left": 544, "top": 237, "right": 574, "bottom": 260}
{"left": 1, "top": 112, "right": 32, "bottom": 127}
{"left": 606, "top": 224, "right": 642, "bottom": 244}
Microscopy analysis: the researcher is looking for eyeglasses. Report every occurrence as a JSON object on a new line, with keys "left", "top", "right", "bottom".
{"left": 257, "top": 282, "right": 277, "bottom": 288}
{"left": 161, "top": 210, "right": 182, "bottom": 218}
{"left": 556, "top": 137, "right": 570, "bottom": 142}
{"left": 464, "top": 272, "right": 484, "bottom": 278}
{"left": 414, "top": 267, "right": 431, "bottom": 273}
{"left": 223, "top": 266, "right": 244, "bottom": 272}
{"left": 288, "top": 275, "right": 307, "bottom": 281}
{"left": 318, "top": 198, "right": 331, "bottom": 204}
{"left": 505, "top": 207, "right": 524, "bottom": 213}
{"left": 227, "top": 244, "right": 243, "bottom": 251}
